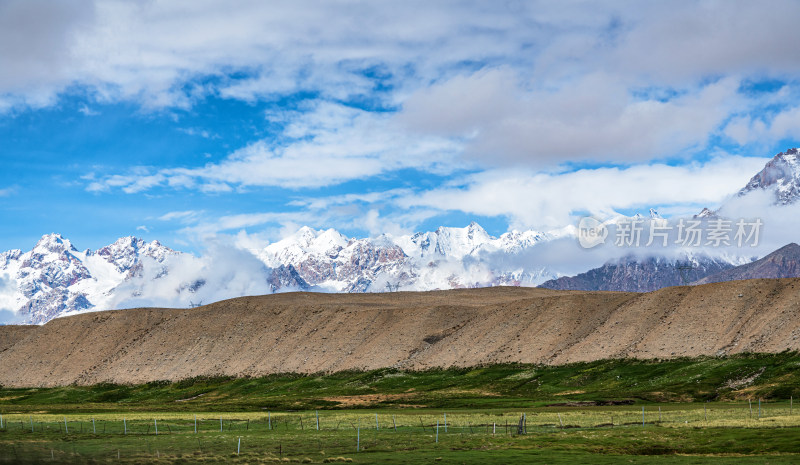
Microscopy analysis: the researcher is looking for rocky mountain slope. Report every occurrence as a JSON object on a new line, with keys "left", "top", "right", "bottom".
{"left": 538, "top": 254, "right": 738, "bottom": 292}
{"left": 694, "top": 243, "right": 800, "bottom": 284}
{"left": 3, "top": 279, "right": 800, "bottom": 387}
{"left": 738, "top": 148, "right": 800, "bottom": 205}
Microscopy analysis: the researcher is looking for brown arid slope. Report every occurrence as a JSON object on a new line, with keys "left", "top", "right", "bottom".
{"left": 0, "top": 324, "right": 37, "bottom": 353}
{"left": 1, "top": 280, "right": 800, "bottom": 387}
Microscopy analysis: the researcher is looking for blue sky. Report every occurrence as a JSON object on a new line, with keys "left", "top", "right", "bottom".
{"left": 1, "top": 0, "right": 799, "bottom": 254}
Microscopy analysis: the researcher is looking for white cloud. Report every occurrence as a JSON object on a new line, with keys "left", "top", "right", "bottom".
{"left": 86, "top": 102, "right": 461, "bottom": 191}
{"left": 2, "top": 1, "right": 798, "bottom": 112}
{"left": 397, "top": 156, "right": 769, "bottom": 230}
{"left": 399, "top": 69, "right": 744, "bottom": 165}
{"left": 109, "top": 243, "right": 277, "bottom": 310}
{"left": 158, "top": 210, "right": 202, "bottom": 223}
{"left": 77, "top": 103, "right": 99, "bottom": 116}
{"left": 724, "top": 106, "right": 800, "bottom": 147}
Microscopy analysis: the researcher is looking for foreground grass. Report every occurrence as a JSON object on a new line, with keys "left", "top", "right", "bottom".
{"left": 2, "top": 353, "right": 800, "bottom": 413}
{"left": 2, "top": 353, "right": 800, "bottom": 463}
{"left": 2, "top": 409, "right": 800, "bottom": 464}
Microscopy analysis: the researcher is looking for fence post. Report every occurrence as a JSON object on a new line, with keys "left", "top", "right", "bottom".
{"left": 237, "top": 437, "right": 241, "bottom": 455}
{"left": 642, "top": 406, "right": 645, "bottom": 427}
{"left": 436, "top": 420, "right": 439, "bottom": 443}
{"left": 30, "top": 416, "right": 33, "bottom": 433}
{"left": 393, "top": 415, "right": 397, "bottom": 432}
{"left": 268, "top": 412, "right": 271, "bottom": 430}
{"left": 155, "top": 419, "right": 158, "bottom": 436}
{"left": 92, "top": 418, "right": 96, "bottom": 434}
{"left": 194, "top": 415, "right": 197, "bottom": 434}
{"left": 317, "top": 411, "right": 320, "bottom": 431}
{"left": 444, "top": 413, "right": 447, "bottom": 433}
{"left": 220, "top": 417, "right": 223, "bottom": 432}
{"left": 123, "top": 418, "right": 127, "bottom": 435}
{"left": 64, "top": 417, "right": 68, "bottom": 434}
{"left": 375, "top": 413, "right": 379, "bottom": 430}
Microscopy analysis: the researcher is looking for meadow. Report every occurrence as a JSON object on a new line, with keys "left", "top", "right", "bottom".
{"left": 2, "top": 353, "right": 800, "bottom": 463}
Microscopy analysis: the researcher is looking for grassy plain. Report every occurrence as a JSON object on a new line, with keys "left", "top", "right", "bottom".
{"left": 2, "top": 353, "right": 800, "bottom": 463}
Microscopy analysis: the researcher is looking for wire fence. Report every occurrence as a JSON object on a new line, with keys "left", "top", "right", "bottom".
{"left": 0, "top": 401, "right": 796, "bottom": 463}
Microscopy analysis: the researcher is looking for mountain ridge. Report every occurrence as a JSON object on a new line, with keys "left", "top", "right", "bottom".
{"left": 0, "top": 224, "right": 556, "bottom": 324}
{"left": 538, "top": 254, "right": 738, "bottom": 292}
{"left": 693, "top": 243, "right": 800, "bottom": 285}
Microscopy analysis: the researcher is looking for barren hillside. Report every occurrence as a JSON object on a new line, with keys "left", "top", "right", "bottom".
{"left": 1, "top": 279, "right": 800, "bottom": 387}
{"left": 0, "top": 325, "right": 37, "bottom": 353}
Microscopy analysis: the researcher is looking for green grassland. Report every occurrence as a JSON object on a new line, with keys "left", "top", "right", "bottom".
{"left": 1, "top": 352, "right": 799, "bottom": 413}
{"left": 2, "top": 353, "right": 800, "bottom": 463}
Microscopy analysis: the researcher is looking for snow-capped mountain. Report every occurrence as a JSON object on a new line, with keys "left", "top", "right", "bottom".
{"left": 1, "top": 224, "right": 556, "bottom": 324}
{"left": 738, "top": 148, "right": 800, "bottom": 205}
{"left": 6, "top": 149, "right": 799, "bottom": 325}
{"left": 0, "top": 234, "right": 177, "bottom": 324}
{"left": 257, "top": 222, "right": 552, "bottom": 293}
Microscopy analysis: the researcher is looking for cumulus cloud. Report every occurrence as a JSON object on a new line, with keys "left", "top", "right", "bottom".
{"left": 397, "top": 156, "right": 769, "bottom": 230}
{"left": 109, "top": 243, "right": 278, "bottom": 310}
{"left": 399, "top": 70, "right": 744, "bottom": 164}
{"left": 0, "top": 0, "right": 552, "bottom": 110}
{"left": 724, "top": 105, "right": 800, "bottom": 147}
{"left": 0, "top": 0, "right": 94, "bottom": 108}
{"left": 2, "top": 1, "right": 798, "bottom": 112}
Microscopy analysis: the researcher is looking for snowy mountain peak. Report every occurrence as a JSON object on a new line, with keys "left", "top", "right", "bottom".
{"left": 694, "top": 207, "right": 717, "bottom": 219}
{"left": 97, "top": 236, "right": 175, "bottom": 273}
{"left": 33, "top": 233, "right": 77, "bottom": 255}
{"left": 313, "top": 229, "right": 350, "bottom": 252}
{"left": 294, "top": 226, "right": 318, "bottom": 246}
{"left": 0, "top": 234, "right": 181, "bottom": 324}
{"left": 739, "top": 148, "right": 800, "bottom": 205}
{"left": 649, "top": 208, "right": 662, "bottom": 219}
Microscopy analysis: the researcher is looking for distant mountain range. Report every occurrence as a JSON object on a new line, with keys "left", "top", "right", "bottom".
{"left": 0, "top": 223, "right": 556, "bottom": 324}
{"left": 3, "top": 148, "right": 800, "bottom": 324}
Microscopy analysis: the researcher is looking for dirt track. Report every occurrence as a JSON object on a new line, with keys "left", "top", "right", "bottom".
{"left": 1, "top": 279, "right": 800, "bottom": 387}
